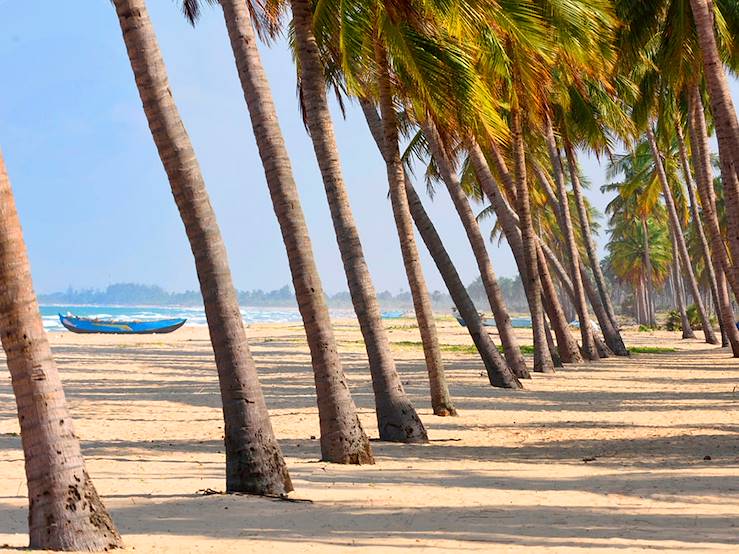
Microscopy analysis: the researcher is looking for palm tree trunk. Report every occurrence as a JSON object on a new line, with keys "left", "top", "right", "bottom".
{"left": 671, "top": 234, "right": 696, "bottom": 338}
{"left": 510, "top": 108, "right": 554, "bottom": 373}
{"left": 0, "top": 152, "right": 122, "bottom": 551}
{"left": 544, "top": 117, "right": 598, "bottom": 360}
{"left": 641, "top": 217, "right": 657, "bottom": 327}
{"left": 677, "top": 119, "right": 739, "bottom": 350}
{"left": 289, "top": 0, "right": 431, "bottom": 436}
{"left": 115, "top": 0, "right": 292, "bottom": 493}
{"left": 563, "top": 139, "right": 620, "bottom": 330}
{"left": 420, "top": 120, "right": 528, "bottom": 378}
{"left": 645, "top": 126, "right": 719, "bottom": 344}
{"left": 537, "top": 243, "right": 582, "bottom": 362}
{"left": 542, "top": 240, "right": 628, "bottom": 356}
{"left": 359, "top": 99, "right": 457, "bottom": 410}
{"left": 689, "top": 0, "right": 739, "bottom": 266}
{"left": 689, "top": 84, "right": 739, "bottom": 299}
{"left": 404, "top": 182, "right": 522, "bottom": 388}
{"left": 542, "top": 313, "right": 563, "bottom": 367}
{"left": 689, "top": 0, "right": 739, "bottom": 171}
{"left": 220, "top": 0, "right": 381, "bottom": 452}
{"left": 368, "top": 40, "right": 452, "bottom": 426}
{"left": 469, "top": 141, "right": 579, "bottom": 363}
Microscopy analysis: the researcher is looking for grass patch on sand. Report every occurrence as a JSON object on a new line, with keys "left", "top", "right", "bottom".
{"left": 628, "top": 346, "right": 677, "bottom": 354}
{"left": 387, "top": 340, "right": 535, "bottom": 355}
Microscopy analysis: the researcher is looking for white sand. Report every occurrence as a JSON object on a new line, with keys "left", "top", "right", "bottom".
{"left": 1, "top": 319, "right": 737, "bottom": 552}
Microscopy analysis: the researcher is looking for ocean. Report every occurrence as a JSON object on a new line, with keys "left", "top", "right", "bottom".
{"left": 40, "top": 305, "right": 317, "bottom": 332}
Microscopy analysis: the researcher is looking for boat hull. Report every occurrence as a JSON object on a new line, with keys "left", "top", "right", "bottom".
{"left": 59, "top": 314, "right": 186, "bottom": 335}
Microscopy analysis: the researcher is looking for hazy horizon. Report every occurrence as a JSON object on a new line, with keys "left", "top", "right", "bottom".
{"left": 2, "top": 3, "right": 738, "bottom": 296}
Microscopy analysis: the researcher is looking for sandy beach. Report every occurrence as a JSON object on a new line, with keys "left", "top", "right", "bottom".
{"left": 1, "top": 318, "right": 737, "bottom": 552}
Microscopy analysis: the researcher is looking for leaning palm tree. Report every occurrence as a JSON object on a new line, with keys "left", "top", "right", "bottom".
{"left": 675, "top": 117, "right": 738, "bottom": 350}
{"left": 320, "top": 0, "right": 522, "bottom": 388}
{"left": 361, "top": 101, "right": 522, "bottom": 389}
{"left": 181, "top": 0, "right": 394, "bottom": 449}
{"left": 288, "top": 0, "right": 449, "bottom": 421}
{"left": 413, "top": 119, "right": 529, "bottom": 378}
{"left": 688, "top": 88, "right": 739, "bottom": 354}
{"left": 113, "top": 0, "right": 293, "bottom": 491}
{"left": 645, "top": 127, "right": 718, "bottom": 344}
{"left": 0, "top": 150, "right": 122, "bottom": 551}
{"left": 688, "top": 0, "right": 739, "bottom": 189}
{"left": 542, "top": 118, "right": 598, "bottom": 360}
{"left": 616, "top": 0, "right": 739, "bottom": 309}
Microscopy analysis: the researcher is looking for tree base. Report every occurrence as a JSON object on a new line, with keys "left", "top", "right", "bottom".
{"left": 29, "top": 471, "right": 123, "bottom": 552}
{"left": 433, "top": 403, "right": 458, "bottom": 416}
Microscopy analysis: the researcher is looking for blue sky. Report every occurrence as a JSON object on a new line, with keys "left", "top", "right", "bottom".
{"left": 1, "top": 2, "right": 738, "bottom": 295}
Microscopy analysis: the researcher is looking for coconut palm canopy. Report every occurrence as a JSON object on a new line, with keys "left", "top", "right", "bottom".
{"left": 2, "top": 0, "right": 739, "bottom": 551}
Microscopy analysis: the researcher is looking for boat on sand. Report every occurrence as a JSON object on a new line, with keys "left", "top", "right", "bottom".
{"left": 59, "top": 314, "right": 186, "bottom": 334}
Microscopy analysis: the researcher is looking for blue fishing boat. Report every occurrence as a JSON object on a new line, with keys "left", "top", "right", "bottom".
{"left": 59, "top": 314, "right": 186, "bottom": 335}
{"left": 381, "top": 310, "right": 407, "bottom": 319}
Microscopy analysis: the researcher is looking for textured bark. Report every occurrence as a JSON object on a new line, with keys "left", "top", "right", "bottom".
{"left": 0, "top": 151, "right": 123, "bottom": 551}
{"left": 690, "top": 0, "right": 739, "bottom": 275}
{"left": 641, "top": 217, "right": 657, "bottom": 327}
{"left": 671, "top": 234, "right": 696, "bottom": 338}
{"left": 542, "top": 314, "right": 563, "bottom": 367}
{"left": 404, "top": 182, "right": 522, "bottom": 388}
{"left": 115, "top": 0, "right": 291, "bottom": 493}
{"left": 219, "top": 0, "right": 376, "bottom": 454}
{"left": 290, "top": 0, "right": 425, "bottom": 440}
{"left": 468, "top": 139, "right": 568, "bottom": 362}
{"left": 689, "top": 85, "right": 739, "bottom": 299}
{"left": 537, "top": 243, "right": 582, "bottom": 364}
{"left": 677, "top": 120, "right": 739, "bottom": 351}
{"left": 646, "top": 127, "right": 718, "bottom": 344}
{"left": 563, "top": 140, "right": 620, "bottom": 331}
{"left": 421, "top": 120, "right": 528, "bottom": 378}
{"left": 541, "top": 239, "right": 624, "bottom": 356}
{"left": 511, "top": 110, "right": 553, "bottom": 373}
{"left": 469, "top": 141, "right": 580, "bottom": 363}
{"left": 689, "top": 0, "right": 739, "bottom": 171}
{"left": 359, "top": 99, "right": 455, "bottom": 415}
{"left": 543, "top": 118, "right": 598, "bottom": 360}
{"left": 368, "top": 39, "right": 450, "bottom": 438}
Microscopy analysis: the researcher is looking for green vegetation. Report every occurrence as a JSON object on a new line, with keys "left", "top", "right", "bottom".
{"left": 628, "top": 346, "right": 677, "bottom": 354}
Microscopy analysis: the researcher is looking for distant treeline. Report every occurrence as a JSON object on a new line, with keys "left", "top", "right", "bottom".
{"left": 39, "top": 277, "right": 528, "bottom": 312}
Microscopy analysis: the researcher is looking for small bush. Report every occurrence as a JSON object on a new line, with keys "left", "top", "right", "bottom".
{"left": 686, "top": 304, "right": 718, "bottom": 330}
{"left": 665, "top": 310, "right": 682, "bottom": 331}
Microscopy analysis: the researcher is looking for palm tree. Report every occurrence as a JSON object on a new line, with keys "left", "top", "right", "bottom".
{"left": 113, "top": 0, "right": 292, "bottom": 492}
{"left": 418, "top": 119, "right": 529, "bottom": 378}
{"left": 0, "top": 151, "right": 122, "bottom": 551}
{"left": 671, "top": 233, "right": 695, "bottom": 338}
{"left": 689, "top": 85, "right": 739, "bottom": 299}
{"left": 616, "top": 0, "right": 739, "bottom": 313}
{"left": 605, "top": 144, "right": 664, "bottom": 326}
{"left": 675, "top": 119, "right": 739, "bottom": 350}
{"left": 543, "top": 117, "right": 598, "bottom": 359}
{"left": 688, "top": 0, "right": 739, "bottom": 181}
{"left": 405, "top": 179, "right": 522, "bottom": 388}
{"left": 468, "top": 140, "right": 581, "bottom": 364}
{"left": 182, "top": 0, "right": 402, "bottom": 448}
{"left": 288, "top": 0, "right": 439, "bottom": 426}
{"left": 511, "top": 106, "right": 555, "bottom": 373}
{"left": 646, "top": 126, "right": 719, "bottom": 343}
{"left": 306, "top": 0, "right": 468, "bottom": 418}
{"left": 605, "top": 208, "right": 673, "bottom": 324}
{"left": 361, "top": 101, "right": 521, "bottom": 389}
{"left": 687, "top": 88, "right": 739, "bottom": 355}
